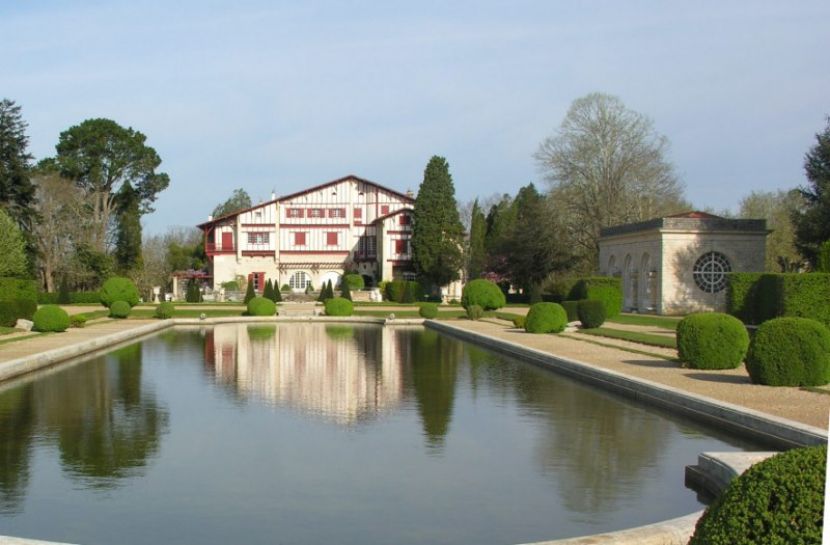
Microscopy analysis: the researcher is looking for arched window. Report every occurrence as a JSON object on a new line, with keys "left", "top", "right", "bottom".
{"left": 693, "top": 252, "right": 731, "bottom": 293}
{"left": 607, "top": 255, "right": 616, "bottom": 275}
{"left": 289, "top": 271, "right": 311, "bottom": 291}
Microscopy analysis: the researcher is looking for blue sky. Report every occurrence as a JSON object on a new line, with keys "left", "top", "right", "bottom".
{"left": 2, "top": 1, "right": 828, "bottom": 234}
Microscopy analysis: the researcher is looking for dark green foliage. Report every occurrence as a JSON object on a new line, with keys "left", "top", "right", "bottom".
{"left": 247, "top": 325, "right": 276, "bottom": 341}
{"left": 745, "top": 317, "right": 830, "bottom": 386}
{"left": 263, "top": 279, "right": 275, "bottom": 302}
{"left": 343, "top": 273, "right": 364, "bottom": 290}
{"left": 560, "top": 300, "right": 580, "bottom": 322}
{"left": 818, "top": 240, "right": 830, "bottom": 273}
{"left": 384, "top": 280, "right": 422, "bottom": 303}
{"left": 247, "top": 296, "right": 276, "bottom": 317}
{"left": 70, "top": 314, "right": 87, "bottom": 328}
{"left": 14, "top": 299, "right": 36, "bottom": 321}
{"left": 577, "top": 299, "right": 606, "bottom": 328}
{"left": 676, "top": 313, "right": 749, "bottom": 370}
{"left": 419, "top": 303, "right": 439, "bottom": 319}
{"left": 467, "top": 199, "right": 487, "bottom": 281}
{"left": 58, "top": 276, "right": 71, "bottom": 304}
{"left": 220, "top": 280, "right": 240, "bottom": 291}
{"left": 37, "top": 292, "right": 58, "bottom": 304}
{"left": 688, "top": 445, "right": 826, "bottom": 545}
{"left": 272, "top": 283, "right": 282, "bottom": 302}
{"left": 340, "top": 278, "right": 352, "bottom": 301}
{"left": 114, "top": 182, "right": 142, "bottom": 273}
{"left": 154, "top": 302, "right": 175, "bottom": 319}
{"left": 0, "top": 277, "right": 37, "bottom": 304}
{"left": 412, "top": 156, "right": 465, "bottom": 287}
{"left": 545, "top": 276, "right": 580, "bottom": 303}
{"left": 792, "top": 118, "right": 830, "bottom": 267}
{"left": 0, "top": 298, "right": 37, "bottom": 326}
{"left": 726, "top": 272, "right": 764, "bottom": 324}
{"left": 32, "top": 305, "right": 70, "bottom": 332}
{"left": 100, "top": 276, "right": 139, "bottom": 308}
{"left": 324, "top": 297, "right": 354, "bottom": 316}
{"left": 524, "top": 302, "right": 567, "bottom": 334}
{"left": 511, "top": 315, "right": 526, "bottom": 329}
{"left": 324, "top": 325, "right": 354, "bottom": 340}
{"left": 185, "top": 280, "right": 202, "bottom": 303}
{"left": 243, "top": 281, "right": 256, "bottom": 304}
{"left": 0, "top": 99, "right": 37, "bottom": 258}
{"left": 465, "top": 304, "right": 484, "bottom": 320}
{"left": 569, "top": 277, "right": 623, "bottom": 318}
{"left": 317, "top": 282, "right": 326, "bottom": 302}
{"left": 461, "top": 279, "right": 506, "bottom": 310}
{"left": 280, "top": 284, "right": 291, "bottom": 292}
{"left": 109, "top": 300, "right": 131, "bottom": 319}
{"left": 402, "top": 280, "right": 416, "bottom": 303}
{"left": 69, "top": 292, "right": 101, "bottom": 304}
{"left": 212, "top": 188, "right": 252, "bottom": 219}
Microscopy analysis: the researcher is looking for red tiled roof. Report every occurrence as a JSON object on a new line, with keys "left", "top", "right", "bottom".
{"left": 665, "top": 211, "right": 723, "bottom": 219}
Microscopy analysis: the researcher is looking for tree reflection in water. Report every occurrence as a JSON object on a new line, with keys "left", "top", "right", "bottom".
{"left": 0, "top": 384, "right": 36, "bottom": 514}
{"left": 408, "top": 328, "right": 460, "bottom": 450}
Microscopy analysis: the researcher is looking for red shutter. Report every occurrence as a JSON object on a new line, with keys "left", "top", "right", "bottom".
{"left": 294, "top": 232, "right": 306, "bottom": 246}
{"left": 395, "top": 240, "right": 405, "bottom": 254}
{"left": 327, "top": 232, "right": 338, "bottom": 246}
{"left": 221, "top": 232, "right": 233, "bottom": 250}
{"left": 257, "top": 272, "right": 266, "bottom": 293}
{"left": 381, "top": 205, "right": 390, "bottom": 215}
{"left": 354, "top": 208, "right": 362, "bottom": 218}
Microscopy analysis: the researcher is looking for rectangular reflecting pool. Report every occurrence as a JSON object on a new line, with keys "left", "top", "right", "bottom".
{"left": 0, "top": 323, "right": 763, "bottom": 545}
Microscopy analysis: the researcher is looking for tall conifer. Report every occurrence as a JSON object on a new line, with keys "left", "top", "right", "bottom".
{"left": 340, "top": 278, "right": 351, "bottom": 300}
{"left": 468, "top": 199, "right": 486, "bottom": 280}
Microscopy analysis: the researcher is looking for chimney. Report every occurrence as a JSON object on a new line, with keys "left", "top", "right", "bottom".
{"left": 208, "top": 214, "right": 214, "bottom": 221}
{"left": 406, "top": 189, "right": 414, "bottom": 199}
{"left": 271, "top": 190, "right": 276, "bottom": 201}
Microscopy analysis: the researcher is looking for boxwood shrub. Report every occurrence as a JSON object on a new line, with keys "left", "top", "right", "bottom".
{"left": 247, "top": 296, "right": 276, "bottom": 316}
{"left": 100, "top": 277, "right": 140, "bottom": 308}
{"left": 461, "top": 279, "right": 506, "bottom": 310}
{"left": 726, "top": 272, "right": 764, "bottom": 324}
{"left": 560, "top": 300, "right": 580, "bottom": 322}
{"left": 70, "top": 314, "right": 87, "bottom": 328}
{"left": 155, "top": 302, "right": 175, "bottom": 319}
{"left": 577, "top": 299, "right": 606, "bottom": 329}
{"left": 0, "top": 302, "right": 17, "bottom": 327}
{"left": 676, "top": 312, "right": 749, "bottom": 370}
{"left": 0, "top": 277, "right": 37, "bottom": 304}
{"left": 745, "top": 317, "right": 830, "bottom": 386}
{"left": 343, "top": 273, "right": 364, "bottom": 290}
{"left": 384, "top": 280, "right": 422, "bottom": 303}
{"left": 524, "top": 302, "right": 567, "bottom": 334}
{"left": 325, "top": 297, "right": 353, "bottom": 316}
{"left": 418, "top": 303, "right": 439, "bottom": 319}
{"left": 727, "top": 272, "right": 830, "bottom": 326}
{"left": 109, "top": 300, "right": 132, "bottom": 319}
{"left": 568, "top": 277, "right": 623, "bottom": 318}
{"left": 511, "top": 314, "right": 526, "bottom": 329}
{"left": 32, "top": 305, "right": 70, "bottom": 332}
{"left": 688, "top": 445, "right": 826, "bottom": 545}
{"left": 466, "top": 304, "right": 484, "bottom": 321}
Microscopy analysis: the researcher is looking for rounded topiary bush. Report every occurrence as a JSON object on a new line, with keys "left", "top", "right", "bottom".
{"left": 461, "top": 279, "right": 506, "bottom": 310}
{"left": 419, "top": 303, "right": 439, "bottom": 319}
{"left": 247, "top": 296, "right": 276, "bottom": 317}
{"left": 324, "top": 297, "right": 353, "bottom": 316}
{"left": 524, "top": 302, "right": 567, "bottom": 334}
{"left": 745, "top": 317, "right": 830, "bottom": 386}
{"left": 511, "top": 315, "right": 526, "bottom": 329}
{"left": 155, "top": 302, "right": 175, "bottom": 319}
{"left": 577, "top": 299, "right": 606, "bottom": 328}
{"left": 676, "top": 312, "right": 749, "bottom": 370}
{"left": 688, "top": 445, "right": 826, "bottom": 545}
{"left": 70, "top": 314, "right": 87, "bottom": 328}
{"left": 99, "top": 276, "right": 139, "bottom": 308}
{"left": 466, "top": 304, "right": 484, "bottom": 320}
{"left": 109, "top": 300, "right": 131, "bottom": 319}
{"left": 560, "top": 300, "right": 580, "bottom": 323}
{"left": 32, "top": 305, "right": 70, "bottom": 332}
{"left": 343, "top": 273, "right": 365, "bottom": 291}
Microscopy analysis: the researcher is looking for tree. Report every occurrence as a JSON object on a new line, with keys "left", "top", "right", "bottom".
{"left": 54, "top": 118, "right": 169, "bottom": 252}
{"left": 0, "top": 99, "right": 36, "bottom": 240}
{"left": 467, "top": 199, "right": 486, "bottom": 281}
{"left": 412, "top": 156, "right": 465, "bottom": 287}
{"left": 0, "top": 208, "right": 27, "bottom": 277}
{"left": 738, "top": 189, "right": 803, "bottom": 272}
{"left": 535, "top": 93, "right": 687, "bottom": 265}
{"left": 263, "top": 279, "right": 275, "bottom": 302}
{"left": 793, "top": 118, "right": 830, "bottom": 266}
{"left": 482, "top": 195, "right": 516, "bottom": 282}
{"left": 340, "top": 278, "right": 351, "bottom": 301}
{"left": 243, "top": 280, "right": 255, "bottom": 304}
{"left": 212, "top": 188, "right": 252, "bottom": 218}
{"left": 114, "top": 182, "right": 142, "bottom": 274}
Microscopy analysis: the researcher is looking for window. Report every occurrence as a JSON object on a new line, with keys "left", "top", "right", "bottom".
{"left": 294, "top": 232, "right": 307, "bottom": 246}
{"left": 289, "top": 271, "right": 311, "bottom": 290}
{"left": 353, "top": 208, "right": 362, "bottom": 219}
{"left": 693, "top": 251, "right": 731, "bottom": 293}
{"left": 248, "top": 272, "right": 265, "bottom": 292}
{"left": 399, "top": 214, "right": 411, "bottom": 225}
{"left": 326, "top": 232, "right": 338, "bottom": 246}
{"left": 395, "top": 239, "right": 409, "bottom": 254}
{"left": 247, "top": 232, "right": 269, "bottom": 245}
{"left": 380, "top": 205, "right": 390, "bottom": 215}
{"left": 307, "top": 208, "right": 324, "bottom": 218}
{"left": 329, "top": 208, "right": 346, "bottom": 218}
{"left": 287, "top": 208, "right": 303, "bottom": 218}
{"left": 358, "top": 236, "right": 376, "bottom": 256}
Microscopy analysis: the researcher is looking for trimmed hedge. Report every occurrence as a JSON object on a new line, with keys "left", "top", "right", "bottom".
{"left": 0, "top": 277, "right": 37, "bottom": 304}
{"left": 325, "top": 297, "right": 354, "bottom": 316}
{"left": 155, "top": 302, "right": 175, "bottom": 319}
{"left": 247, "top": 296, "right": 276, "bottom": 316}
{"left": 384, "top": 280, "right": 422, "bottom": 303}
{"left": 462, "top": 279, "right": 506, "bottom": 310}
{"left": 568, "top": 277, "right": 623, "bottom": 318}
{"left": 0, "top": 302, "right": 18, "bottom": 327}
{"left": 466, "top": 304, "right": 483, "bottom": 320}
{"left": 676, "top": 312, "right": 749, "bottom": 370}
{"left": 70, "top": 315, "right": 87, "bottom": 328}
{"left": 524, "top": 302, "right": 567, "bottom": 334}
{"left": 511, "top": 315, "right": 526, "bottom": 329}
{"left": 343, "top": 273, "right": 364, "bottom": 290}
{"left": 32, "top": 305, "right": 70, "bottom": 332}
{"left": 560, "top": 300, "right": 580, "bottom": 322}
{"left": 745, "top": 317, "right": 830, "bottom": 386}
{"left": 688, "top": 445, "right": 826, "bottom": 545}
{"left": 100, "top": 277, "right": 140, "bottom": 308}
{"left": 726, "top": 272, "right": 764, "bottom": 324}
{"left": 109, "top": 300, "right": 131, "bottom": 319}
{"left": 727, "top": 272, "right": 830, "bottom": 326}
{"left": 577, "top": 300, "right": 606, "bottom": 329}
{"left": 419, "top": 303, "right": 439, "bottom": 319}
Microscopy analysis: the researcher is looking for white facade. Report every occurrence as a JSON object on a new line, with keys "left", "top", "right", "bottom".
{"left": 199, "top": 175, "right": 416, "bottom": 293}
{"left": 598, "top": 212, "right": 768, "bottom": 315}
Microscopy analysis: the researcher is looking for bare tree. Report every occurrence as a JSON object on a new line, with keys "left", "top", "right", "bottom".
{"left": 739, "top": 189, "right": 804, "bottom": 271}
{"left": 535, "top": 93, "right": 687, "bottom": 263}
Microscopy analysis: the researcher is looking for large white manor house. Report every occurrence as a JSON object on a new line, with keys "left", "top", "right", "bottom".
{"left": 198, "top": 175, "right": 416, "bottom": 293}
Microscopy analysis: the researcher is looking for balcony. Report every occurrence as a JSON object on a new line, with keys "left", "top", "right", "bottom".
{"left": 206, "top": 242, "right": 235, "bottom": 256}
{"left": 353, "top": 251, "right": 377, "bottom": 261}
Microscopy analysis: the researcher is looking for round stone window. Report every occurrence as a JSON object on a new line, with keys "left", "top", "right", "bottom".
{"left": 692, "top": 251, "right": 731, "bottom": 293}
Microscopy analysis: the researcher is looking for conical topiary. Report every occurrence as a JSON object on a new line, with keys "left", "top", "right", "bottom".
{"left": 264, "top": 279, "right": 275, "bottom": 301}
{"left": 340, "top": 277, "right": 352, "bottom": 301}
{"left": 273, "top": 282, "right": 282, "bottom": 302}
{"left": 244, "top": 280, "right": 256, "bottom": 304}
{"left": 317, "top": 281, "right": 327, "bottom": 302}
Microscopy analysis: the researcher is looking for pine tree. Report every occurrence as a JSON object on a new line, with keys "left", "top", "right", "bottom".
{"left": 244, "top": 280, "right": 255, "bottom": 304}
{"left": 412, "top": 156, "right": 465, "bottom": 288}
{"left": 115, "top": 181, "right": 142, "bottom": 273}
{"left": 58, "top": 275, "right": 71, "bottom": 304}
{"left": 468, "top": 199, "right": 486, "bottom": 280}
{"left": 0, "top": 99, "right": 36, "bottom": 237}
{"left": 317, "top": 281, "right": 327, "bottom": 302}
{"left": 273, "top": 283, "right": 282, "bottom": 302}
{"left": 793, "top": 118, "right": 830, "bottom": 266}
{"left": 263, "top": 278, "right": 275, "bottom": 301}
{"left": 340, "top": 278, "right": 351, "bottom": 300}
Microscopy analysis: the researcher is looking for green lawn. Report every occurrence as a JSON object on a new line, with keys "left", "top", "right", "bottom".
{"left": 577, "top": 327, "right": 677, "bottom": 349}
{"left": 0, "top": 326, "right": 18, "bottom": 336}
{"left": 607, "top": 314, "right": 682, "bottom": 331}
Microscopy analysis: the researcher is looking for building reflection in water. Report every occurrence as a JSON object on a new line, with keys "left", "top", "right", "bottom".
{"left": 203, "top": 323, "right": 407, "bottom": 425}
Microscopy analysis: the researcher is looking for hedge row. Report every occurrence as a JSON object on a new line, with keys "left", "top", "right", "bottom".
{"left": 0, "top": 277, "right": 37, "bottom": 303}
{"left": 0, "top": 300, "right": 37, "bottom": 327}
{"left": 727, "top": 272, "right": 830, "bottom": 326}
{"left": 568, "top": 277, "right": 623, "bottom": 318}
{"left": 384, "top": 280, "right": 422, "bottom": 303}
{"left": 37, "top": 291, "right": 102, "bottom": 304}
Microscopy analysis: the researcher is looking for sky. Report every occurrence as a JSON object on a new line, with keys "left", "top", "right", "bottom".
{"left": 2, "top": 1, "right": 828, "bottom": 234}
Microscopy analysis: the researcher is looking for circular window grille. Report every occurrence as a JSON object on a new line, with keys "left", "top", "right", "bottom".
{"left": 693, "top": 252, "right": 731, "bottom": 293}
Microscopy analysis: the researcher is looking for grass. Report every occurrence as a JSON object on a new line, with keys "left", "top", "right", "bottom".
{"left": 577, "top": 327, "right": 677, "bottom": 349}
{"left": 127, "top": 309, "right": 245, "bottom": 319}
{"left": 563, "top": 333, "right": 679, "bottom": 362}
{"left": 0, "top": 326, "right": 19, "bottom": 336}
{"left": 607, "top": 314, "right": 682, "bottom": 330}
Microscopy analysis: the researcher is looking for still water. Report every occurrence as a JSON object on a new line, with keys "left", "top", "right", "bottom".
{"left": 0, "top": 323, "right": 760, "bottom": 545}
